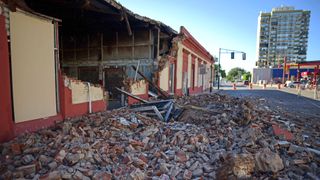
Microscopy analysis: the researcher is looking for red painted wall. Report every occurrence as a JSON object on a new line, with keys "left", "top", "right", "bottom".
{"left": 0, "top": 15, "right": 107, "bottom": 142}
{"left": 0, "top": 15, "right": 14, "bottom": 142}
{"left": 180, "top": 26, "right": 214, "bottom": 64}
{"left": 128, "top": 94, "right": 149, "bottom": 105}
{"left": 128, "top": 82, "right": 149, "bottom": 105}
{"left": 175, "top": 89, "right": 183, "bottom": 96}
{"left": 189, "top": 87, "right": 203, "bottom": 95}
{"left": 11, "top": 74, "right": 107, "bottom": 138}
{"left": 61, "top": 83, "right": 106, "bottom": 118}
{"left": 14, "top": 115, "right": 63, "bottom": 135}
{"left": 182, "top": 50, "right": 189, "bottom": 72}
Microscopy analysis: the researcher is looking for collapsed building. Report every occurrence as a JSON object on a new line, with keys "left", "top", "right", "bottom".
{"left": 0, "top": 0, "right": 214, "bottom": 142}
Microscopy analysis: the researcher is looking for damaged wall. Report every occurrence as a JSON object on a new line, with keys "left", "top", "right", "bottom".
{"left": 63, "top": 77, "right": 105, "bottom": 104}
{"left": 62, "top": 30, "right": 152, "bottom": 63}
{"left": 62, "top": 76, "right": 106, "bottom": 118}
{"left": 130, "top": 79, "right": 147, "bottom": 95}
{"left": 159, "top": 63, "right": 169, "bottom": 92}
{"left": 176, "top": 42, "right": 184, "bottom": 91}
{"left": 162, "top": 26, "right": 214, "bottom": 96}
{"left": 10, "top": 10, "right": 57, "bottom": 123}
{"left": 61, "top": 29, "right": 157, "bottom": 83}
{"left": 128, "top": 79, "right": 148, "bottom": 105}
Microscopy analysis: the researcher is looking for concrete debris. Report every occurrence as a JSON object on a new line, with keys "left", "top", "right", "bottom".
{"left": 0, "top": 94, "right": 319, "bottom": 179}
{"left": 255, "top": 148, "right": 284, "bottom": 172}
{"left": 217, "top": 153, "right": 255, "bottom": 179}
{"left": 22, "top": 154, "right": 35, "bottom": 165}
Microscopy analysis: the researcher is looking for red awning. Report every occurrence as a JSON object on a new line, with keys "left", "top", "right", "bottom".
{"left": 301, "top": 71, "right": 311, "bottom": 77}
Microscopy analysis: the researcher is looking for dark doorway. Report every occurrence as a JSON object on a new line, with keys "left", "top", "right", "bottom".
{"left": 169, "top": 63, "right": 175, "bottom": 94}
{"left": 105, "top": 67, "right": 125, "bottom": 109}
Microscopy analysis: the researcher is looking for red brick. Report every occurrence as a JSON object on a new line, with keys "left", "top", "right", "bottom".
{"left": 138, "top": 154, "right": 148, "bottom": 164}
{"left": 272, "top": 125, "right": 294, "bottom": 141}
{"left": 129, "top": 139, "right": 144, "bottom": 148}
{"left": 175, "top": 151, "right": 188, "bottom": 163}
{"left": 122, "top": 155, "right": 132, "bottom": 164}
{"left": 11, "top": 144, "right": 22, "bottom": 155}
{"left": 183, "top": 170, "right": 192, "bottom": 180}
{"left": 93, "top": 172, "right": 112, "bottom": 180}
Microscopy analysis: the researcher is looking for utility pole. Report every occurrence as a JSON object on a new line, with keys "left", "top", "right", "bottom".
{"left": 282, "top": 56, "right": 287, "bottom": 84}
{"left": 218, "top": 48, "right": 221, "bottom": 90}
{"left": 217, "top": 48, "right": 246, "bottom": 90}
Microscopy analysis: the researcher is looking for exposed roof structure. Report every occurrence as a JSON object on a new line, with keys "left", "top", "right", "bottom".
{"left": 3, "top": 0, "right": 177, "bottom": 36}
{"left": 102, "top": 0, "right": 177, "bottom": 35}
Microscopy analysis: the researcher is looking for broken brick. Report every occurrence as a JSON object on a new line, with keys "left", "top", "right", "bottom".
{"left": 11, "top": 144, "right": 22, "bottom": 155}
{"left": 272, "top": 124, "right": 294, "bottom": 141}
{"left": 93, "top": 171, "right": 112, "bottom": 180}
{"left": 16, "top": 164, "right": 36, "bottom": 176}
{"left": 183, "top": 169, "right": 192, "bottom": 180}
{"left": 55, "top": 150, "right": 67, "bottom": 162}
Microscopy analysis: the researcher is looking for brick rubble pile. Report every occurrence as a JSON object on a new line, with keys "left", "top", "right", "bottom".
{"left": 0, "top": 93, "right": 319, "bottom": 179}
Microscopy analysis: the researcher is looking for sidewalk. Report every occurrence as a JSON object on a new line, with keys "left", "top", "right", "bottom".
{"left": 253, "top": 84, "right": 320, "bottom": 101}
{"left": 215, "top": 84, "right": 320, "bottom": 101}
{"left": 278, "top": 87, "right": 320, "bottom": 101}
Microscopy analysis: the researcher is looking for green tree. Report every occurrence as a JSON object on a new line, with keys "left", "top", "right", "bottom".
{"left": 227, "top": 67, "right": 246, "bottom": 82}
{"left": 214, "top": 64, "right": 226, "bottom": 78}
{"left": 242, "top": 72, "right": 252, "bottom": 81}
{"left": 220, "top": 69, "right": 226, "bottom": 78}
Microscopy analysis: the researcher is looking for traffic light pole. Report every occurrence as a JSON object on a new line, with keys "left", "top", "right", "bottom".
{"left": 217, "top": 48, "right": 246, "bottom": 90}
{"left": 218, "top": 48, "right": 221, "bottom": 90}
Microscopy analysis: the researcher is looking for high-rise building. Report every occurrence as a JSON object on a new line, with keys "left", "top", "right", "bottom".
{"left": 256, "top": 6, "right": 310, "bottom": 68}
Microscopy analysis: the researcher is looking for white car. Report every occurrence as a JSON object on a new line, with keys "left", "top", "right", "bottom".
{"left": 285, "top": 81, "right": 300, "bottom": 88}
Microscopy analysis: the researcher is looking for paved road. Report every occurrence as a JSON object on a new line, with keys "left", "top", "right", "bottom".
{"left": 220, "top": 89, "right": 320, "bottom": 120}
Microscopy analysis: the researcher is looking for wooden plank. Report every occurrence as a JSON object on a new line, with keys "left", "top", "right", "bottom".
{"left": 103, "top": 43, "right": 150, "bottom": 48}
{"left": 74, "top": 37, "right": 76, "bottom": 61}
{"left": 132, "top": 30, "right": 134, "bottom": 59}
{"left": 149, "top": 29, "right": 152, "bottom": 59}
{"left": 116, "top": 32, "right": 119, "bottom": 57}
{"left": 132, "top": 65, "right": 170, "bottom": 99}
{"left": 61, "top": 35, "right": 64, "bottom": 62}
{"left": 122, "top": 10, "right": 132, "bottom": 36}
{"left": 157, "top": 28, "right": 160, "bottom": 58}
{"left": 164, "top": 102, "right": 173, "bottom": 122}
{"left": 100, "top": 33, "right": 103, "bottom": 61}
{"left": 152, "top": 106, "right": 164, "bottom": 121}
{"left": 115, "top": 87, "right": 148, "bottom": 103}
{"left": 131, "top": 106, "right": 164, "bottom": 121}
{"left": 87, "top": 34, "right": 90, "bottom": 61}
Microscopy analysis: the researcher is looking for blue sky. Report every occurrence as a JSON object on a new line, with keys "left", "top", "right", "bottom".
{"left": 118, "top": 0, "right": 320, "bottom": 73}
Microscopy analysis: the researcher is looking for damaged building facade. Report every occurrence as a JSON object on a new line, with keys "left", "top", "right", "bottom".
{"left": 0, "top": 0, "right": 214, "bottom": 142}
{"left": 159, "top": 27, "right": 214, "bottom": 96}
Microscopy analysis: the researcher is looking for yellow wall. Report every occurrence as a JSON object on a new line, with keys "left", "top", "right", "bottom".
{"left": 10, "top": 11, "right": 57, "bottom": 123}
{"left": 177, "top": 44, "right": 214, "bottom": 89}
{"left": 176, "top": 42, "right": 183, "bottom": 89}
{"left": 204, "top": 63, "right": 211, "bottom": 90}
{"left": 187, "top": 54, "right": 192, "bottom": 88}
{"left": 159, "top": 63, "right": 169, "bottom": 91}
{"left": 194, "top": 58, "right": 198, "bottom": 86}
{"left": 130, "top": 80, "right": 147, "bottom": 95}
{"left": 64, "top": 77, "right": 104, "bottom": 104}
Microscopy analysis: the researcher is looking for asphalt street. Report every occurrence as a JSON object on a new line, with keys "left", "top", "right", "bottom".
{"left": 220, "top": 89, "right": 320, "bottom": 120}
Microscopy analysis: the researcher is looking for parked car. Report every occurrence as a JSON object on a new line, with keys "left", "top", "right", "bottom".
{"left": 286, "top": 81, "right": 300, "bottom": 88}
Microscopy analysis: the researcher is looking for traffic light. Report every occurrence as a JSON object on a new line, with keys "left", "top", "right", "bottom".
{"left": 231, "top": 52, "right": 234, "bottom": 59}
{"left": 242, "top": 53, "right": 246, "bottom": 60}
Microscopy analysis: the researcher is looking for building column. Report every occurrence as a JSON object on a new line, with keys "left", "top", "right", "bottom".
{"left": 0, "top": 14, "right": 14, "bottom": 142}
